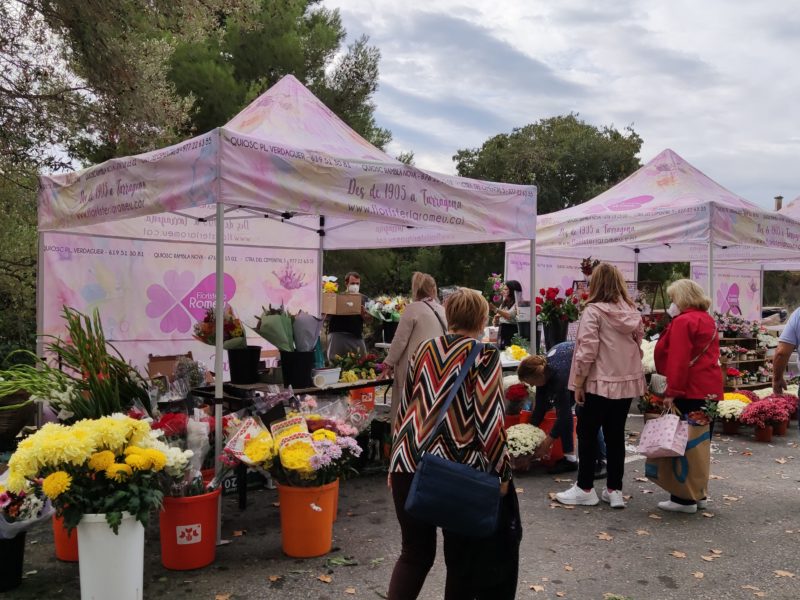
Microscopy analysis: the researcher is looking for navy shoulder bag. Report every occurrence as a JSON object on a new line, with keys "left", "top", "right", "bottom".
{"left": 404, "top": 341, "right": 502, "bottom": 538}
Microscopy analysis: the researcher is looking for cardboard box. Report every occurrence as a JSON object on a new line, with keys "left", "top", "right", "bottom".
{"left": 322, "top": 292, "right": 361, "bottom": 315}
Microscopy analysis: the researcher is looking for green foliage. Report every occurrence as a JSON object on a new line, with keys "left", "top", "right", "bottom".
{"left": 763, "top": 271, "right": 800, "bottom": 310}
{"left": 453, "top": 114, "right": 643, "bottom": 214}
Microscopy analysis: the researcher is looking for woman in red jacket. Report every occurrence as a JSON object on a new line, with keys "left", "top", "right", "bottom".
{"left": 654, "top": 279, "right": 723, "bottom": 513}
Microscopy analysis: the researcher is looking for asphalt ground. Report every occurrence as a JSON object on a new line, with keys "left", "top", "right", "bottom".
{"left": 4, "top": 415, "right": 800, "bottom": 600}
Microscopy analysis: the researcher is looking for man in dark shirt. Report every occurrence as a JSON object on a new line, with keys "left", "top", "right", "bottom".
{"left": 326, "top": 271, "right": 372, "bottom": 360}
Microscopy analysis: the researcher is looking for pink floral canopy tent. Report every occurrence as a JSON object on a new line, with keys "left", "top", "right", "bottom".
{"left": 37, "top": 75, "right": 537, "bottom": 516}
{"left": 506, "top": 149, "right": 800, "bottom": 297}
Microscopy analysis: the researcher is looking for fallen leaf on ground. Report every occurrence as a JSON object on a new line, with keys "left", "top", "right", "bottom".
{"left": 701, "top": 555, "right": 717, "bottom": 562}
{"left": 693, "top": 572, "right": 704, "bottom": 579}
{"left": 232, "top": 530, "right": 246, "bottom": 537}
{"left": 541, "top": 577, "right": 549, "bottom": 582}
{"left": 530, "top": 584, "right": 545, "bottom": 592}
{"left": 370, "top": 558, "right": 385, "bottom": 568}
{"left": 709, "top": 474, "right": 725, "bottom": 480}
{"left": 564, "top": 565, "right": 574, "bottom": 571}
{"left": 554, "top": 477, "right": 572, "bottom": 483}
{"left": 597, "top": 532, "right": 614, "bottom": 541}
{"left": 641, "top": 489, "right": 654, "bottom": 494}
{"left": 753, "top": 593, "right": 766, "bottom": 598}
{"left": 722, "top": 495, "right": 739, "bottom": 502}
{"left": 774, "top": 570, "right": 795, "bottom": 578}
{"left": 636, "top": 529, "right": 650, "bottom": 536}
{"left": 670, "top": 551, "right": 687, "bottom": 559}
{"left": 742, "top": 585, "right": 761, "bottom": 591}
{"left": 776, "top": 457, "right": 788, "bottom": 464}
{"left": 623, "top": 495, "right": 632, "bottom": 501}
{"left": 550, "top": 503, "right": 575, "bottom": 510}
{"left": 702, "top": 512, "right": 715, "bottom": 518}
{"left": 556, "top": 593, "right": 566, "bottom": 598}
{"left": 215, "top": 595, "right": 232, "bottom": 600}
{"left": 548, "top": 492, "right": 558, "bottom": 501}
{"left": 649, "top": 514, "right": 663, "bottom": 520}
{"left": 268, "top": 575, "right": 281, "bottom": 583}
{"left": 742, "top": 451, "right": 753, "bottom": 456}
{"left": 635, "top": 477, "right": 648, "bottom": 482}
{"left": 516, "top": 487, "right": 524, "bottom": 494}
{"left": 711, "top": 549, "right": 723, "bottom": 555}
{"left": 345, "top": 588, "right": 356, "bottom": 595}
{"left": 317, "top": 575, "right": 332, "bottom": 583}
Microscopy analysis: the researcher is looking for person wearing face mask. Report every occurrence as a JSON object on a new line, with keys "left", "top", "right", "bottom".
{"left": 653, "top": 279, "right": 722, "bottom": 513}
{"left": 326, "top": 271, "right": 372, "bottom": 361}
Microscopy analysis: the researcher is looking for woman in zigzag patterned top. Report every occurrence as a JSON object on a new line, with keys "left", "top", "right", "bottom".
{"left": 388, "top": 288, "right": 519, "bottom": 600}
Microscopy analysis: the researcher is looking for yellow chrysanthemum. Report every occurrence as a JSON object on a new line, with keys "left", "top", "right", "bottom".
{"left": 6, "top": 471, "right": 26, "bottom": 494}
{"left": 723, "top": 392, "right": 752, "bottom": 404}
{"left": 42, "top": 471, "right": 71, "bottom": 499}
{"left": 143, "top": 448, "right": 166, "bottom": 472}
{"left": 279, "top": 441, "right": 316, "bottom": 475}
{"left": 312, "top": 429, "right": 337, "bottom": 442}
{"left": 124, "top": 453, "right": 151, "bottom": 471}
{"left": 88, "top": 451, "right": 116, "bottom": 472}
{"left": 105, "top": 463, "right": 133, "bottom": 482}
{"left": 124, "top": 446, "right": 145, "bottom": 456}
{"left": 243, "top": 432, "right": 276, "bottom": 465}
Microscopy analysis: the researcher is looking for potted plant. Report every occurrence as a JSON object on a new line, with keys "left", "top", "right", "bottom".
{"left": 757, "top": 365, "right": 771, "bottom": 383}
{"left": 5, "top": 415, "right": 170, "bottom": 599}
{"left": 739, "top": 400, "right": 789, "bottom": 442}
{"left": 0, "top": 479, "right": 53, "bottom": 592}
{"left": 638, "top": 391, "right": 664, "bottom": 421}
{"left": 536, "top": 286, "right": 581, "bottom": 349}
{"left": 366, "top": 295, "right": 408, "bottom": 342}
{"left": 762, "top": 394, "right": 798, "bottom": 435}
{"left": 717, "top": 398, "right": 748, "bottom": 434}
{"left": 506, "top": 423, "right": 546, "bottom": 472}
{"left": 726, "top": 367, "right": 742, "bottom": 387}
{"left": 715, "top": 312, "right": 749, "bottom": 338}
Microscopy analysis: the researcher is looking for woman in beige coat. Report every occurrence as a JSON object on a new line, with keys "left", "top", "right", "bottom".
{"left": 380, "top": 272, "right": 448, "bottom": 426}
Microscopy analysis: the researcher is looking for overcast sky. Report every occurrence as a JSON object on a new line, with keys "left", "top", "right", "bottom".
{"left": 327, "top": 0, "right": 800, "bottom": 209}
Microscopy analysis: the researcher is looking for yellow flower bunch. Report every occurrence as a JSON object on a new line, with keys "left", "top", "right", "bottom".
{"left": 105, "top": 463, "right": 133, "bottom": 482}
{"left": 312, "top": 429, "right": 337, "bottom": 443}
{"left": 279, "top": 440, "right": 316, "bottom": 476}
{"left": 88, "top": 451, "right": 116, "bottom": 472}
{"left": 323, "top": 281, "right": 339, "bottom": 293}
{"left": 244, "top": 431, "right": 276, "bottom": 466}
{"left": 506, "top": 345, "right": 529, "bottom": 361}
{"left": 723, "top": 392, "right": 753, "bottom": 404}
{"left": 340, "top": 370, "right": 360, "bottom": 383}
{"left": 42, "top": 471, "right": 71, "bottom": 499}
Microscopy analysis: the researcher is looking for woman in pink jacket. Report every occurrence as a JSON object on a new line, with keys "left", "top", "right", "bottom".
{"left": 556, "top": 263, "right": 646, "bottom": 509}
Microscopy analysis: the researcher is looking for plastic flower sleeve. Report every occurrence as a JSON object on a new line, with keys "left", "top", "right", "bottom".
{"left": 0, "top": 472, "right": 54, "bottom": 539}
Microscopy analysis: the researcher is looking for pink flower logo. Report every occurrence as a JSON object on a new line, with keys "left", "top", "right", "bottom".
{"left": 146, "top": 271, "right": 237, "bottom": 333}
{"left": 176, "top": 524, "right": 202, "bottom": 545}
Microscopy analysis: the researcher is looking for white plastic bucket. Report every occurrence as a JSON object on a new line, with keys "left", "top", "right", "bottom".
{"left": 77, "top": 512, "right": 144, "bottom": 600}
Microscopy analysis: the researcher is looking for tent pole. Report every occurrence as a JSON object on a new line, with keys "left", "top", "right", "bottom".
{"left": 214, "top": 200, "right": 225, "bottom": 544}
{"left": 318, "top": 216, "right": 325, "bottom": 318}
{"left": 633, "top": 248, "right": 640, "bottom": 282}
{"left": 707, "top": 231, "right": 714, "bottom": 312}
{"left": 35, "top": 231, "right": 44, "bottom": 427}
{"left": 759, "top": 265, "right": 764, "bottom": 319}
{"left": 529, "top": 239, "right": 536, "bottom": 351}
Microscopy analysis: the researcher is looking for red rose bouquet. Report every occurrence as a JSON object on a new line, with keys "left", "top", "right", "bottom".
{"left": 535, "top": 287, "right": 581, "bottom": 324}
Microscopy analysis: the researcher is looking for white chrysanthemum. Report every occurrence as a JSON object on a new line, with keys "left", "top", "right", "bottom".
{"left": 506, "top": 424, "right": 546, "bottom": 457}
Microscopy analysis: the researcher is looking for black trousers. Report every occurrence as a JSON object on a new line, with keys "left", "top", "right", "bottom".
{"left": 577, "top": 393, "right": 632, "bottom": 490}
{"left": 388, "top": 472, "right": 521, "bottom": 600}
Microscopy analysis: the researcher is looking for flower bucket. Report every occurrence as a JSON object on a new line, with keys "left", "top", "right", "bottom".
{"left": 77, "top": 512, "right": 144, "bottom": 600}
{"left": 721, "top": 420, "right": 739, "bottom": 435}
{"left": 773, "top": 419, "right": 789, "bottom": 436}
{"left": 53, "top": 514, "right": 79, "bottom": 562}
{"left": 543, "top": 321, "right": 569, "bottom": 351}
{"left": 159, "top": 489, "right": 221, "bottom": 570}
{"left": 754, "top": 425, "right": 773, "bottom": 443}
{"left": 540, "top": 409, "right": 575, "bottom": 466}
{"left": 511, "top": 453, "right": 535, "bottom": 472}
{"left": 280, "top": 351, "right": 315, "bottom": 388}
{"left": 0, "top": 532, "right": 26, "bottom": 592}
{"left": 504, "top": 414, "right": 521, "bottom": 428}
{"left": 519, "top": 409, "right": 532, "bottom": 425}
{"left": 349, "top": 386, "right": 375, "bottom": 413}
{"left": 228, "top": 345, "right": 262, "bottom": 384}
{"left": 277, "top": 480, "right": 338, "bottom": 558}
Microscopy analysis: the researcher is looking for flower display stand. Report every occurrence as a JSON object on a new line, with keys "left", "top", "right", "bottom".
{"left": 159, "top": 489, "right": 221, "bottom": 570}
{"left": 719, "top": 336, "right": 771, "bottom": 394}
{"left": 53, "top": 515, "right": 79, "bottom": 562}
{"left": 277, "top": 480, "right": 338, "bottom": 558}
{"left": 77, "top": 513, "right": 144, "bottom": 600}
{"left": 0, "top": 532, "right": 26, "bottom": 592}
{"left": 754, "top": 425, "right": 773, "bottom": 443}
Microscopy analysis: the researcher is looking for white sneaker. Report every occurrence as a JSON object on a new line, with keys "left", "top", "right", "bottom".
{"left": 658, "top": 500, "right": 697, "bottom": 514}
{"left": 601, "top": 488, "right": 626, "bottom": 509}
{"left": 697, "top": 498, "right": 708, "bottom": 510}
{"left": 556, "top": 484, "right": 599, "bottom": 506}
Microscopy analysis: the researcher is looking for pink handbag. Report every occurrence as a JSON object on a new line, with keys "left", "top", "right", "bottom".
{"left": 637, "top": 410, "right": 689, "bottom": 458}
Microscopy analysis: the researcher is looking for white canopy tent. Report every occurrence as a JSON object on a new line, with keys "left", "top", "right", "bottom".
{"left": 506, "top": 149, "right": 800, "bottom": 299}
{"left": 38, "top": 75, "right": 537, "bottom": 535}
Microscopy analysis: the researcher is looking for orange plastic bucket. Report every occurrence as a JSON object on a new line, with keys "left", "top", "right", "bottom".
{"left": 52, "top": 515, "right": 78, "bottom": 562}
{"left": 540, "top": 409, "right": 576, "bottom": 466}
{"left": 348, "top": 387, "right": 375, "bottom": 412}
{"left": 159, "top": 489, "right": 221, "bottom": 570}
{"left": 277, "top": 480, "right": 338, "bottom": 558}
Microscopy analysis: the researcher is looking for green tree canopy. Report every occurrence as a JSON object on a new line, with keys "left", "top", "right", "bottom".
{"left": 453, "top": 113, "right": 643, "bottom": 214}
